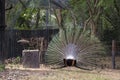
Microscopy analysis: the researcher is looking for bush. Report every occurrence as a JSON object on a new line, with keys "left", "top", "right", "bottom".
{"left": 0, "top": 63, "right": 5, "bottom": 72}
{"left": 13, "top": 56, "right": 21, "bottom": 64}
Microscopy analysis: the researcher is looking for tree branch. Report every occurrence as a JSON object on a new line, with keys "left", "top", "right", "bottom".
{"left": 60, "top": 0, "right": 77, "bottom": 27}
{"left": 35, "top": 8, "right": 40, "bottom": 28}
{"left": 114, "top": 0, "right": 120, "bottom": 16}
{"left": 53, "top": 8, "right": 63, "bottom": 29}
{"left": 18, "top": 0, "right": 26, "bottom": 9}
{"left": 5, "top": 4, "right": 13, "bottom": 11}
{"left": 86, "top": 0, "right": 93, "bottom": 16}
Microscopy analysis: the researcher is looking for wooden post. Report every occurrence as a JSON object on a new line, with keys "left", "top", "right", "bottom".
{"left": 0, "top": 0, "right": 6, "bottom": 29}
{"left": 112, "top": 40, "right": 116, "bottom": 69}
{"left": 22, "top": 50, "right": 40, "bottom": 68}
{"left": 39, "top": 37, "right": 45, "bottom": 64}
{"left": 0, "top": 0, "right": 6, "bottom": 63}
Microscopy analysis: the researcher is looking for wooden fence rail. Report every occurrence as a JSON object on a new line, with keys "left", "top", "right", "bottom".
{"left": 0, "top": 29, "right": 59, "bottom": 59}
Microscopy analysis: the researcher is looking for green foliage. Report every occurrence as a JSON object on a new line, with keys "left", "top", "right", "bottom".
{"left": 6, "top": 0, "right": 56, "bottom": 30}
{"left": 12, "top": 56, "right": 21, "bottom": 64}
{"left": 101, "top": 0, "right": 120, "bottom": 41}
{"left": 5, "top": 0, "right": 120, "bottom": 41}
{"left": 68, "top": 0, "right": 88, "bottom": 24}
{"left": 100, "top": 0, "right": 114, "bottom": 10}
{"left": 0, "top": 63, "right": 5, "bottom": 72}
{"left": 68, "top": 0, "right": 120, "bottom": 41}
{"left": 5, "top": 57, "right": 21, "bottom": 64}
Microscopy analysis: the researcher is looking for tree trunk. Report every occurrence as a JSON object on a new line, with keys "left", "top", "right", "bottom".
{"left": 22, "top": 50, "right": 40, "bottom": 68}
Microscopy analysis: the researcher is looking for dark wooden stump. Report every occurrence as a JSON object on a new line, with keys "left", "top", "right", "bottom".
{"left": 22, "top": 50, "right": 40, "bottom": 68}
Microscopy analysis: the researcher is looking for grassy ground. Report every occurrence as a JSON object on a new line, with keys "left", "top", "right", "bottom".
{"left": 1, "top": 56, "right": 120, "bottom": 80}
{"left": 0, "top": 65, "right": 120, "bottom": 80}
{"left": 29, "top": 68, "right": 119, "bottom": 80}
{"left": 28, "top": 68, "right": 120, "bottom": 80}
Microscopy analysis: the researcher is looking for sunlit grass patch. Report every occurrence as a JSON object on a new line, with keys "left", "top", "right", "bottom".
{"left": 3, "top": 63, "right": 120, "bottom": 80}
{"left": 26, "top": 68, "right": 112, "bottom": 80}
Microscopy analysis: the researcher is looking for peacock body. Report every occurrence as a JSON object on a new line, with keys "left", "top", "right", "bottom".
{"left": 45, "top": 27, "right": 105, "bottom": 69}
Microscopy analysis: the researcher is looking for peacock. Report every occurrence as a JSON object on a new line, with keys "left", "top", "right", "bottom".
{"left": 45, "top": 27, "right": 105, "bottom": 70}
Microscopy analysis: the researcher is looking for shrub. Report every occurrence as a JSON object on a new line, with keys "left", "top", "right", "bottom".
{"left": 0, "top": 63, "right": 5, "bottom": 72}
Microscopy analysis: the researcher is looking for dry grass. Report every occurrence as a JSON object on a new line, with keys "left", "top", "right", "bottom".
{"left": 1, "top": 64, "right": 120, "bottom": 80}
{"left": 100, "top": 56, "right": 120, "bottom": 69}
{"left": 28, "top": 68, "right": 120, "bottom": 80}
{"left": 2, "top": 56, "right": 120, "bottom": 80}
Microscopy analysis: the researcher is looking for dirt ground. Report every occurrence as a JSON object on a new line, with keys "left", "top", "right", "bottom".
{"left": 1, "top": 56, "right": 120, "bottom": 80}
{"left": 0, "top": 65, "right": 120, "bottom": 80}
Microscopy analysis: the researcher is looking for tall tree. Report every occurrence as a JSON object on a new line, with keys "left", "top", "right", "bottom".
{"left": 102, "top": 0, "right": 120, "bottom": 41}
